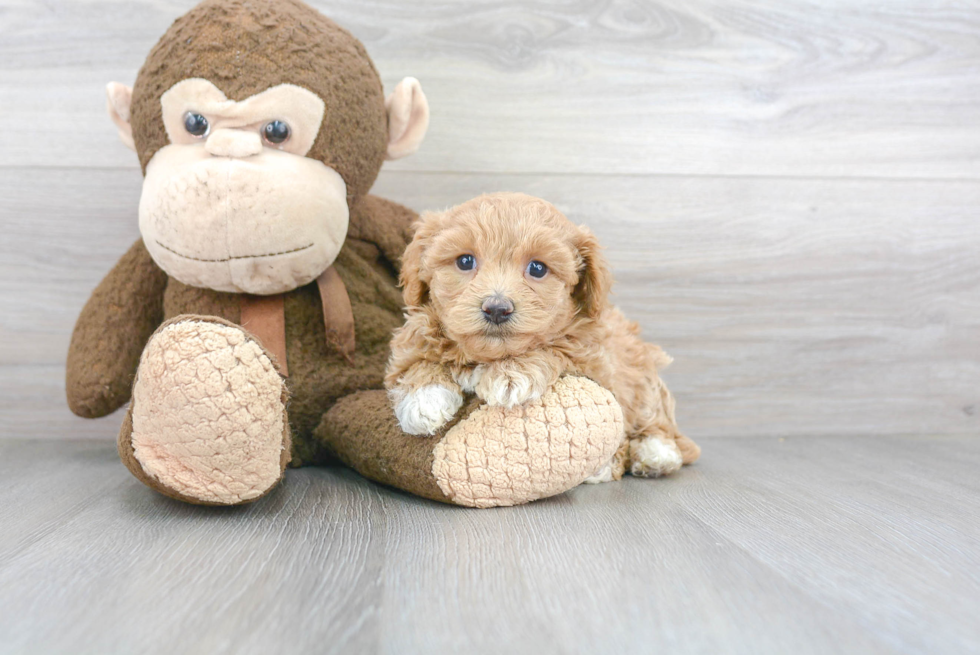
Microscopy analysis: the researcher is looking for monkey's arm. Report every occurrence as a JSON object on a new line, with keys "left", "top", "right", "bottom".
{"left": 66, "top": 239, "right": 169, "bottom": 418}
{"left": 347, "top": 194, "right": 418, "bottom": 272}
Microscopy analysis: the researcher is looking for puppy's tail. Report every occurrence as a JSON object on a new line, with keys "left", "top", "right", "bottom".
{"left": 674, "top": 432, "right": 701, "bottom": 465}
{"left": 652, "top": 361, "right": 701, "bottom": 465}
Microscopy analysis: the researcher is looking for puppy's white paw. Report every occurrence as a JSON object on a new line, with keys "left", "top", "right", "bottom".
{"left": 629, "top": 436, "right": 684, "bottom": 478}
{"left": 453, "top": 365, "right": 485, "bottom": 394}
{"left": 476, "top": 369, "right": 542, "bottom": 408}
{"left": 391, "top": 384, "right": 464, "bottom": 436}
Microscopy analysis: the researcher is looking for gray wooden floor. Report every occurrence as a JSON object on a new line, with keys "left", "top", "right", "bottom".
{"left": 2, "top": 1, "right": 979, "bottom": 653}
{"left": 1, "top": 436, "right": 978, "bottom": 654}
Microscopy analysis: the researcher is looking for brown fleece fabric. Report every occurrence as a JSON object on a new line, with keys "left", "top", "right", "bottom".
{"left": 66, "top": 239, "right": 168, "bottom": 418}
{"left": 130, "top": 0, "right": 388, "bottom": 203}
{"left": 347, "top": 194, "right": 418, "bottom": 273}
{"left": 314, "top": 391, "right": 480, "bottom": 504}
{"left": 163, "top": 276, "right": 241, "bottom": 324}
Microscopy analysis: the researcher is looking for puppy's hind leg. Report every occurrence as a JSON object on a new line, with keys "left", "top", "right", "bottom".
{"left": 626, "top": 375, "right": 698, "bottom": 478}
{"left": 629, "top": 432, "right": 684, "bottom": 478}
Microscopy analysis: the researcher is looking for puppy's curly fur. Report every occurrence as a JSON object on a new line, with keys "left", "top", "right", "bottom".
{"left": 385, "top": 193, "right": 700, "bottom": 480}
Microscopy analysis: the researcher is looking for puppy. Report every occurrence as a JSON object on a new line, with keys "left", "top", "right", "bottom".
{"left": 385, "top": 193, "right": 699, "bottom": 480}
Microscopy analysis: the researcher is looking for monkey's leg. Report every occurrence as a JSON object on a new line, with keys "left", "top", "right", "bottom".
{"left": 315, "top": 376, "right": 625, "bottom": 508}
{"left": 118, "top": 316, "right": 291, "bottom": 505}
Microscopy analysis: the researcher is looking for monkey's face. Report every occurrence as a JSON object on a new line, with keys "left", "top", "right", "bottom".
{"left": 137, "top": 79, "right": 348, "bottom": 295}
{"left": 107, "top": 0, "right": 431, "bottom": 296}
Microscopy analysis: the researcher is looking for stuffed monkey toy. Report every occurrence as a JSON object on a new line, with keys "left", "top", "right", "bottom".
{"left": 66, "top": 0, "right": 628, "bottom": 508}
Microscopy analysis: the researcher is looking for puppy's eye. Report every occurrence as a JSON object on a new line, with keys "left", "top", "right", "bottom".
{"left": 184, "top": 112, "right": 209, "bottom": 137}
{"left": 263, "top": 120, "right": 291, "bottom": 145}
{"left": 456, "top": 254, "right": 476, "bottom": 271}
{"left": 527, "top": 260, "right": 548, "bottom": 279}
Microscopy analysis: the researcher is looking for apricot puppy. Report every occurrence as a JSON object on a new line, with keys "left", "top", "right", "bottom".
{"left": 385, "top": 193, "right": 699, "bottom": 480}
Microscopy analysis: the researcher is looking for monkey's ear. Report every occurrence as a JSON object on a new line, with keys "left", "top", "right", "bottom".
{"left": 106, "top": 82, "right": 136, "bottom": 152}
{"left": 385, "top": 77, "right": 429, "bottom": 160}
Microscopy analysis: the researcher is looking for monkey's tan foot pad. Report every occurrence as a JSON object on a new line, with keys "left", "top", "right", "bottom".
{"left": 119, "top": 317, "right": 290, "bottom": 506}
{"left": 433, "top": 376, "right": 625, "bottom": 507}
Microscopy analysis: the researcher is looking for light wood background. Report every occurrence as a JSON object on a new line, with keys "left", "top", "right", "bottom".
{"left": 1, "top": 0, "right": 978, "bottom": 442}
{"left": 2, "top": 2, "right": 980, "bottom": 653}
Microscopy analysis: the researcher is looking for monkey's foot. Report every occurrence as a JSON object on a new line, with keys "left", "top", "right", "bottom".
{"left": 118, "top": 317, "right": 290, "bottom": 505}
{"left": 317, "top": 376, "right": 626, "bottom": 508}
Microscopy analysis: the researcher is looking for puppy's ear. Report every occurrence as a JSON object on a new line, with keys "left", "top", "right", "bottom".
{"left": 573, "top": 225, "right": 612, "bottom": 318}
{"left": 399, "top": 211, "right": 439, "bottom": 308}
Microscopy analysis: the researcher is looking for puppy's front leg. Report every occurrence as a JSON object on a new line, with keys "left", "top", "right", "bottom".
{"left": 388, "top": 362, "right": 464, "bottom": 436}
{"left": 475, "top": 351, "right": 564, "bottom": 409}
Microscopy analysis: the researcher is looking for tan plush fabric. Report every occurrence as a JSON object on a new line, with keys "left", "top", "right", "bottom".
{"left": 129, "top": 319, "right": 288, "bottom": 505}
{"left": 384, "top": 77, "right": 429, "bottom": 160}
{"left": 139, "top": 140, "right": 351, "bottom": 295}
{"left": 106, "top": 82, "right": 135, "bottom": 150}
{"left": 432, "top": 376, "right": 625, "bottom": 508}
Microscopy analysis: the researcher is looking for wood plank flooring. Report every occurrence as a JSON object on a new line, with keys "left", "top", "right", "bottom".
{"left": 1, "top": 436, "right": 977, "bottom": 654}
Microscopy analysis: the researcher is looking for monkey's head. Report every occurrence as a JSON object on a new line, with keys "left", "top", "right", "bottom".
{"left": 105, "top": 0, "right": 428, "bottom": 295}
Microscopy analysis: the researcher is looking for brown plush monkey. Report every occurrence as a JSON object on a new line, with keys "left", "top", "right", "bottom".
{"left": 67, "top": 0, "right": 626, "bottom": 508}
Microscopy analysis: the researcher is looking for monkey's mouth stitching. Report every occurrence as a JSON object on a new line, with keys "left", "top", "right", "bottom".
{"left": 155, "top": 240, "right": 315, "bottom": 263}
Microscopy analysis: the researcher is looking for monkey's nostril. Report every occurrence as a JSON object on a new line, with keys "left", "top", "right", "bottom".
{"left": 481, "top": 296, "right": 515, "bottom": 325}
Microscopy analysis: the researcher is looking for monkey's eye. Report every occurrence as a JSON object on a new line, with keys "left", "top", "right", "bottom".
{"left": 263, "top": 120, "right": 291, "bottom": 145}
{"left": 456, "top": 254, "right": 476, "bottom": 272}
{"left": 527, "top": 260, "right": 548, "bottom": 279}
{"left": 183, "top": 112, "right": 209, "bottom": 137}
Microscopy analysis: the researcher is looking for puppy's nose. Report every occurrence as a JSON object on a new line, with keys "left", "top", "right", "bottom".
{"left": 482, "top": 296, "right": 515, "bottom": 325}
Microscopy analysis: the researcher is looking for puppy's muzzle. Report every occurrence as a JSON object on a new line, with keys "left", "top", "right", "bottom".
{"left": 481, "top": 295, "right": 515, "bottom": 325}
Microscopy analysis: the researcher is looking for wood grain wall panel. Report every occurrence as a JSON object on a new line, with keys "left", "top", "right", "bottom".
{"left": 3, "top": 167, "right": 976, "bottom": 439}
